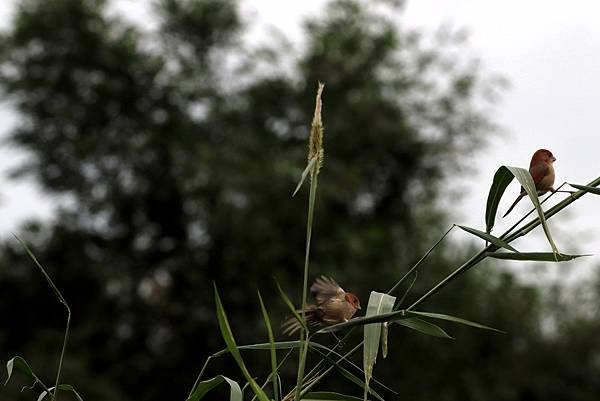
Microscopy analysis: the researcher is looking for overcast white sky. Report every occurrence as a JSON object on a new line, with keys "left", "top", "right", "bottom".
{"left": 1, "top": 0, "right": 599, "bottom": 280}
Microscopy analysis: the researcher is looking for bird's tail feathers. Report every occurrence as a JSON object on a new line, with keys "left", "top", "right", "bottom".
{"left": 281, "top": 305, "right": 320, "bottom": 336}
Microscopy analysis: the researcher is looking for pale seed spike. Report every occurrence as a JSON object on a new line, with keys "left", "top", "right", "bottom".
{"left": 308, "top": 82, "right": 325, "bottom": 174}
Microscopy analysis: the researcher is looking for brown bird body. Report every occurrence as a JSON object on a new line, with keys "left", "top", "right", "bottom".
{"left": 282, "top": 276, "right": 361, "bottom": 336}
{"left": 503, "top": 149, "right": 556, "bottom": 218}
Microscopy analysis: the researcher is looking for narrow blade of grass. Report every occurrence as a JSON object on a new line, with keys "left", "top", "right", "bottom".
{"left": 257, "top": 291, "right": 279, "bottom": 401}
{"left": 213, "top": 285, "right": 269, "bottom": 401}
{"left": 293, "top": 157, "right": 318, "bottom": 197}
{"left": 212, "top": 341, "right": 303, "bottom": 357}
{"left": 334, "top": 364, "right": 385, "bottom": 401}
{"left": 456, "top": 224, "right": 518, "bottom": 252}
{"left": 185, "top": 375, "right": 242, "bottom": 401}
{"left": 396, "top": 318, "right": 453, "bottom": 339}
{"left": 486, "top": 252, "right": 589, "bottom": 262}
{"left": 14, "top": 235, "right": 71, "bottom": 401}
{"left": 302, "top": 391, "right": 363, "bottom": 400}
{"left": 407, "top": 311, "right": 504, "bottom": 333}
{"left": 276, "top": 280, "right": 308, "bottom": 333}
{"left": 569, "top": 183, "right": 600, "bottom": 195}
{"left": 387, "top": 226, "right": 454, "bottom": 296}
{"left": 308, "top": 344, "right": 398, "bottom": 395}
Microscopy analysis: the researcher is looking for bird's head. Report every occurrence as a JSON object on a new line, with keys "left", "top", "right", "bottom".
{"left": 532, "top": 149, "right": 556, "bottom": 164}
{"left": 531, "top": 149, "right": 556, "bottom": 163}
{"left": 344, "top": 292, "right": 361, "bottom": 310}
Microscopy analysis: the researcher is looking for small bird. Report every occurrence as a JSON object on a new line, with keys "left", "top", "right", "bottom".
{"left": 503, "top": 149, "right": 556, "bottom": 218}
{"left": 282, "top": 276, "right": 361, "bottom": 336}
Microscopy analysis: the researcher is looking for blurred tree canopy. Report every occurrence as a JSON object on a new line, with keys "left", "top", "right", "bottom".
{"left": 0, "top": 0, "right": 599, "bottom": 400}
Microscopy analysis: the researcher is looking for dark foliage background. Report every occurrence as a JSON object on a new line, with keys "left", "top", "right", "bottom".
{"left": 1, "top": 1, "right": 599, "bottom": 400}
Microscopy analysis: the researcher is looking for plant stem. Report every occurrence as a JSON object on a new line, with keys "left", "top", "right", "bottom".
{"left": 295, "top": 170, "right": 319, "bottom": 401}
{"left": 501, "top": 182, "right": 568, "bottom": 239}
{"left": 386, "top": 225, "right": 455, "bottom": 295}
{"left": 15, "top": 236, "right": 71, "bottom": 401}
{"left": 187, "top": 356, "right": 213, "bottom": 399}
{"left": 407, "top": 175, "right": 600, "bottom": 311}
{"left": 54, "top": 313, "right": 71, "bottom": 401}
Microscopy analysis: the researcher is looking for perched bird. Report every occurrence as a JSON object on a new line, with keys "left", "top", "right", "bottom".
{"left": 282, "top": 276, "right": 361, "bottom": 336}
{"left": 503, "top": 149, "right": 556, "bottom": 218}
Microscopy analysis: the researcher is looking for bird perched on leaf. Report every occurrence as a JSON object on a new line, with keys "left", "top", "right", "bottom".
{"left": 503, "top": 149, "right": 556, "bottom": 217}
{"left": 282, "top": 276, "right": 361, "bottom": 336}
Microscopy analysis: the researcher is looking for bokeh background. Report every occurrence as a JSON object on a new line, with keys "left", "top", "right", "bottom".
{"left": 1, "top": 0, "right": 599, "bottom": 400}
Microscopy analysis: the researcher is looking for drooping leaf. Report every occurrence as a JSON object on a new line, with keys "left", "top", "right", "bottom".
{"left": 213, "top": 285, "right": 270, "bottom": 401}
{"left": 456, "top": 224, "right": 518, "bottom": 252}
{"left": 485, "top": 166, "right": 515, "bottom": 233}
{"left": 37, "top": 384, "right": 84, "bottom": 401}
{"left": 5, "top": 356, "right": 44, "bottom": 390}
{"left": 185, "top": 375, "right": 242, "bottom": 401}
{"left": 396, "top": 318, "right": 453, "bottom": 339}
{"left": 363, "top": 292, "right": 396, "bottom": 399}
{"left": 485, "top": 166, "right": 561, "bottom": 255}
{"left": 486, "top": 252, "right": 589, "bottom": 262}
{"left": 569, "top": 183, "right": 600, "bottom": 195}
{"left": 504, "top": 166, "right": 559, "bottom": 254}
{"left": 302, "top": 391, "right": 363, "bottom": 400}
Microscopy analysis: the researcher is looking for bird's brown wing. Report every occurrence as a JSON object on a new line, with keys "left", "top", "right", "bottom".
{"left": 529, "top": 163, "right": 549, "bottom": 186}
{"left": 310, "top": 276, "right": 345, "bottom": 305}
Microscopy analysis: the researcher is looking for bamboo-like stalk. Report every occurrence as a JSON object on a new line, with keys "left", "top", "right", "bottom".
{"left": 407, "top": 176, "right": 600, "bottom": 310}
{"left": 295, "top": 83, "right": 325, "bottom": 401}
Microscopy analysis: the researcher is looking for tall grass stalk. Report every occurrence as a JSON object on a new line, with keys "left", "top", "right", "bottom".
{"left": 294, "top": 83, "right": 325, "bottom": 401}
{"left": 294, "top": 173, "right": 318, "bottom": 401}
{"left": 14, "top": 235, "right": 71, "bottom": 401}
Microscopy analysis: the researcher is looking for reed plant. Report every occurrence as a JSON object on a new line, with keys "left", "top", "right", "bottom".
{"left": 5, "top": 84, "right": 600, "bottom": 401}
